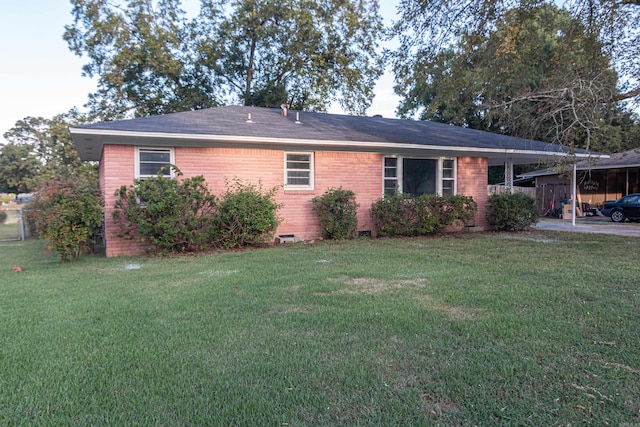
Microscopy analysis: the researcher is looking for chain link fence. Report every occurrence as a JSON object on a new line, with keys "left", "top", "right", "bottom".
{"left": 0, "top": 208, "right": 30, "bottom": 242}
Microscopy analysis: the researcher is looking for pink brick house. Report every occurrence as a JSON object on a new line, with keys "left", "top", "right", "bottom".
{"left": 71, "top": 105, "right": 591, "bottom": 257}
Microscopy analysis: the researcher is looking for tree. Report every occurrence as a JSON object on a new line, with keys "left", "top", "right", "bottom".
{"left": 0, "top": 143, "right": 39, "bottom": 193}
{"left": 64, "top": 0, "right": 216, "bottom": 119}
{"left": 64, "top": 0, "right": 385, "bottom": 117}
{"left": 2, "top": 111, "right": 98, "bottom": 190}
{"left": 396, "top": 4, "right": 630, "bottom": 150}
{"left": 393, "top": 0, "right": 640, "bottom": 150}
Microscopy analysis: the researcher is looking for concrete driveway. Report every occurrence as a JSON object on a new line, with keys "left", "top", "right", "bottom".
{"left": 534, "top": 217, "right": 640, "bottom": 237}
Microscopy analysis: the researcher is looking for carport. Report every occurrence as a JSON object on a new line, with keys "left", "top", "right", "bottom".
{"left": 491, "top": 152, "right": 608, "bottom": 227}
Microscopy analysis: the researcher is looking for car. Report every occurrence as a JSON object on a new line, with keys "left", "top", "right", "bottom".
{"left": 601, "top": 193, "right": 640, "bottom": 223}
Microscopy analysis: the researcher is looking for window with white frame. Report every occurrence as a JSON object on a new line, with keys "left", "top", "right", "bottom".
{"left": 384, "top": 157, "right": 399, "bottom": 195}
{"left": 383, "top": 156, "right": 456, "bottom": 196}
{"left": 441, "top": 159, "right": 455, "bottom": 195}
{"left": 136, "top": 148, "right": 174, "bottom": 179}
{"left": 285, "top": 152, "right": 314, "bottom": 189}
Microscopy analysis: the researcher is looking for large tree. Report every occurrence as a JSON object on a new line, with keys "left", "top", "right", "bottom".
{"left": 2, "top": 112, "right": 98, "bottom": 191}
{"left": 393, "top": 0, "right": 640, "bottom": 150}
{"left": 0, "top": 143, "right": 39, "bottom": 193}
{"left": 64, "top": 0, "right": 215, "bottom": 119}
{"left": 64, "top": 0, "right": 384, "bottom": 118}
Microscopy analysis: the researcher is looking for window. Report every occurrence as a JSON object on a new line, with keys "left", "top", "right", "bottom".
{"left": 384, "top": 157, "right": 399, "bottom": 195}
{"left": 403, "top": 158, "right": 437, "bottom": 195}
{"left": 383, "top": 157, "right": 456, "bottom": 196}
{"left": 285, "top": 152, "right": 314, "bottom": 189}
{"left": 442, "top": 159, "right": 455, "bottom": 196}
{"left": 136, "top": 148, "right": 174, "bottom": 179}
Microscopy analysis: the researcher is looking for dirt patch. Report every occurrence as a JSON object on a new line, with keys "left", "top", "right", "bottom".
{"left": 415, "top": 294, "right": 486, "bottom": 321}
{"left": 421, "top": 393, "right": 464, "bottom": 417}
{"left": 327, "top": 276, "right": 429, "bottom": 295}
{"left": 322, "top": 276, "right": 485, "bottom": 320}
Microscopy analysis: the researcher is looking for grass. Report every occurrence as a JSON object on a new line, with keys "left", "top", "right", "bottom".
{"left": 0, "top": 232, "right": 638, "bottom": 425}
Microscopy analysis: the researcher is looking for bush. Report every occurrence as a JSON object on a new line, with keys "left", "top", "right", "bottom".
{"left": 486, "top": 192, "right": 539, "bottom": 231}
{"left": 370, "top": 194, "right": 477, "bottom": 237}
{"left": 438, "top": 194, "right": 478, "bottom": 228}
{"left": 28, "top": 177, "right": 103, "bottom": 262}
{"left": 0, "top": 194, "right": 15, "bottom": 204}
{"left": 114, "top": 173, "right": 282, "bottom": 253}
{"left": 212, "top": 179, "right": 282, "bottom": 249}
{"left": 0, "top": 210, "right": 7, "bottom": 224}
{"left": 311, "top": 188, "right": 359, "bottom": 240}
{"left": 113, "top": 167, "right": 217, "bottom": 254}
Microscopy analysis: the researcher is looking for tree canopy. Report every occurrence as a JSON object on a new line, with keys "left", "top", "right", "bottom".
{"left": 393, "top": 0, "right": 640, "bottom": 150}
{"left": 0, "top": 143, "right": 39, "bottom": 194}
{"left": 1, "top": 112, "right": 98, "bottom": 193}
{"left": 64, "top": 0, "right": 384, "bottom": 118}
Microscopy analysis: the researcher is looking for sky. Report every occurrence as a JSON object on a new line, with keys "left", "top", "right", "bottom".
{"left": 0, "top": 1, "right": 400, "bottom": 145}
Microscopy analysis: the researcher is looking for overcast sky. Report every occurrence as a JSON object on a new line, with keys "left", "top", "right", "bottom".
{"left": 0, "top": 1, "right": 400, "bottom": 145}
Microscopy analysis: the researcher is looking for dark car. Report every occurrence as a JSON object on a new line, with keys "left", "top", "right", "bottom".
{"left": 601, "top": 193, "right": 640, "bottom": 223}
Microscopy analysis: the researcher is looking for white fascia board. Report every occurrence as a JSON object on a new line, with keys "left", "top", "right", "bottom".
{"left": 71, "top": 128, "right": 599, "bottom": 159}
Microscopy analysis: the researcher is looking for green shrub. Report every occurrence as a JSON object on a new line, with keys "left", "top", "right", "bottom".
{"left": 212, "top": 179, "right": 282, "bottom": 249}
{"left": 311, "top": 187, "right": 359, "bottom": 240}
{"left": 114, "top": 172, "right": 281, "bottom": 253}
{"left": 28, "top": 177, "right": 103, "bottom": 262}
{"left": 438, "top": 194, "right": 478, "bottom": 228}
{"left": 113, "top": 167, "right": 217, "bottom": 254}
{"left": 0, "top": 194, "right": 15, "bottom": 204}
{"left": 486, "top": 192, "right": 539, "bottom": 231}
{"left": 0, "top": 210, "right": 7, "bottom": 224}
{"left": 370, "top": 194, "right": 477, "bottom": 237}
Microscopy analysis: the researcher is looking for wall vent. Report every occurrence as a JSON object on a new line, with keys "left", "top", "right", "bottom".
{"left": 275, "top": 234, "right": 302, "bottom": 244}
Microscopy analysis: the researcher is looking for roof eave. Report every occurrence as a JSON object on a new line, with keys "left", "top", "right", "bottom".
{"left": 70, "top": 127, "right": 601, "bottom": 164}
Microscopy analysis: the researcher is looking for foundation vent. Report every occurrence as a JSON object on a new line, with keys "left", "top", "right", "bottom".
{"left": 275, "top": 234, "right": 303, "bottom": 244}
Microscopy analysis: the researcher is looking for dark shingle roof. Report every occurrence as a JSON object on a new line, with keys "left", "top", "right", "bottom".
{"left": 71, "top": 105, "right": 598, "bottom": 163}
{"left": 519, "top": 148, "right": 639, "bottom": 178}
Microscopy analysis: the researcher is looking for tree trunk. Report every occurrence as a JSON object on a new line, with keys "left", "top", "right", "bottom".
{"left": 244, "top": 37, "right": 257, "bottom": 105}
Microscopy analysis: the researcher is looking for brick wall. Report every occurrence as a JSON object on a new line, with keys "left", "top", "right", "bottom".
{"left": 100, "top": 145, "right": 148, "bottom": 257}
{"left": 100, "top": 147, "right": 491, "bottom": 257}
{"left": 456, "top": 156, "right": 490, "bottom": 228}
{"left": 176, "top": 148, "right": 381, "bottom": 241}
{"left": 101, "top": 146, "right": 383, "bottom": 256}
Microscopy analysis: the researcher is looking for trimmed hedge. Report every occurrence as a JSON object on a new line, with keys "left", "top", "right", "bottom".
{"left": 486, "top": 192, "right": 539, "bottom": 231}
{"left": 311, "top": 187, "right": 359, "bottom": 240}
{"left": 370, "top": 194, "right": 477, "bottom": 237}
{"left": 212, "top": 179, "right": 282, "bottom": 249}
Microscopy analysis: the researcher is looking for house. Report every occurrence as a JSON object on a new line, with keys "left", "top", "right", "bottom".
{"left": 70, "top": 105, "right": 597, "bottom": 257}
{"left": 518, "top": 148, "right": 640, "bottom": 215}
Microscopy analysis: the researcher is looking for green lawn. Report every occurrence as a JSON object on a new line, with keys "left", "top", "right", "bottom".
{"left": 1, "top": 233, "right": 638, "bottom": 425}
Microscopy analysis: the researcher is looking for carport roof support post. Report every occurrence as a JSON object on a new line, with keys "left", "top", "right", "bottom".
{"left": 572, "top": 162, "right": 577, "bottom": 226}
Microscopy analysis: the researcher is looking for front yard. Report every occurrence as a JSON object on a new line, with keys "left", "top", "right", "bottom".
{"left": 0, "top": 232, "right": 638, "bottom": 425}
